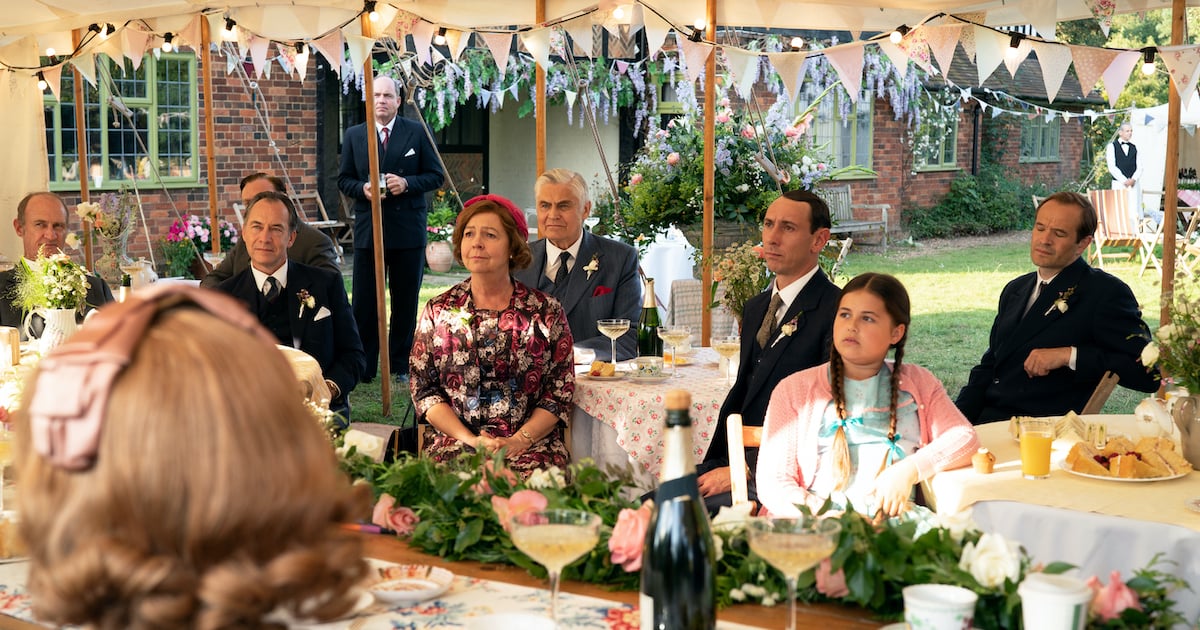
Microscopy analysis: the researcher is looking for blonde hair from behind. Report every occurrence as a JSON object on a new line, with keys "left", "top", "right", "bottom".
{"left": 15, "top": 307, "right": 368, "bottom": 629}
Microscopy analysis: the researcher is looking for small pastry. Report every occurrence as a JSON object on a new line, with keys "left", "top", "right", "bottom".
{"left": 971, "top": 448, "right": 996, "bottom": 474}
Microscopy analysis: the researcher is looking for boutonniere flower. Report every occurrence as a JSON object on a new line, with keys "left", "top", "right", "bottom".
{"left": 1044, "top": 286, "right": 1076, "bottom": 317}
{"left": 770, "top": 314, "right": 801, "bottom": 348}
{"left": 583, "top": 254, "right": 600, "bottom": 279}
{"left": 297, "top": 289, "right": 316, "bottom": 317}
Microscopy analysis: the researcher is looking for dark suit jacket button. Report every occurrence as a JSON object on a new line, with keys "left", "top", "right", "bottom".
{"left": 993, "top": 378, "right": 1000, "bottom": 384}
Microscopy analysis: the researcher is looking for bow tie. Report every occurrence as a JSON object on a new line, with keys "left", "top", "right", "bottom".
{"left": 1120, "top": 141, "right": 1131, "bottom": 146}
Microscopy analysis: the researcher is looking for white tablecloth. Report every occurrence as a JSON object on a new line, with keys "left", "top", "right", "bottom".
{"left": 571, "top": 348, "right": 732, "bottom": 491}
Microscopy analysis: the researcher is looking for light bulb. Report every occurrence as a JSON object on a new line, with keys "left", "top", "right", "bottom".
{"left": 221, "top": 17, "right": 237, "bottom": 41}
{"left": 889, "top": 30, "right": 902, "bottom": 44}
{"left": 45, "top": 47, "right": 55, "bottom": 57}
{"left": 1141, "top": 48, "right": 1156, "bottom": 76}
{"left": 434, "top": 27, "right": 447, "bottom": 46}
{"left": 790, "top": 36, "right": 804, "bottom": 50}
{"left": 161, "top": 33, "right": 174, "bottom": 52}
{"left": 366, "top": 1, "right": 379, "bottom": 22}
{"left": 1142, "top": 61, "right": 1156, "bottom": 76}
{"left": 693, "top": 18, "right": 706, "bottom": 32}
{"left": 613, "top": 6, "right": 624, "bottom": 20}
{"left": 36, "top": 72, "right": 47, "bottom": 91}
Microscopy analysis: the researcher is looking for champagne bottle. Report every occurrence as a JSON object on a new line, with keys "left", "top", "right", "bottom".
{"left": 118, "top": 273, "right": 132, "bottom": 303}
{"left": 640, "top": 390, "right": 716, "bottom": 630}
{"left": 638, "top": 278, "right": 663, "bottom": 357}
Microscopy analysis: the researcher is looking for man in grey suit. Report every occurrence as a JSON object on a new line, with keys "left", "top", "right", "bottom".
{"left": 200, "top": 172, "right": 340, "bottom": 289}
{"left": 513, "top": 168, "right": 641, "bottom": 361}
{"left": 0, "top": 192, "right": 113, "bottom": 338}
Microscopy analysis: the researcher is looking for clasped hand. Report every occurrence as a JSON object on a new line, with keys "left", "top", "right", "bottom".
{"left": 476, "top": 430, "right": 529, "bottom": 457}
{"left": 1023, "top": 347, "right": 1071, "bottom": 377}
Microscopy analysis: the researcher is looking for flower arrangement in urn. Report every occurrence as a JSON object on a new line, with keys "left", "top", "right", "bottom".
{"left": 426, "top": 189, "right": 461, "bottom": 243}
{"left": 76, "top": 188, "right": 138, "bottom": 287}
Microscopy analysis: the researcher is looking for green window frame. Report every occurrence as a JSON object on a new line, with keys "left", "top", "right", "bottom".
{"left": 915, "top": 118, "right": 958, "bottom": 170}
{"left": 44, "top": 52, "right": 198, "bottom": 191}
{"left": 1020, "top": 117, "right": 1060, "bottom": 163}
{"left": 801, "top": 84, "right": 874, "bottom": 174}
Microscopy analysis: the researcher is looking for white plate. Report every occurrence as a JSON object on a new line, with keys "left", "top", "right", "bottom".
{"left": 369, "top": 564, "right": 454, "bottom": 606}
{"left": 879, "top": 625, "right": 981, "bottom": 630}
{"left": 582, "top": 373, "right": 626, "bottom": 382}
{"left": 628, "top": 374, "right": 670, "bottom": 384}
{"left": 1058, "top": 460, "right": 1189, "bottom": 483}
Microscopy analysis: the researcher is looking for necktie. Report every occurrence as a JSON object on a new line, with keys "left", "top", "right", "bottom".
{"left": 1023, "top": 280, "right": 1048, "bottom": 317}
{"left": 381, "top": 127, "right": 390, "bottom": 152}
{"left": 263, "top": 276, "right": 281, "bottom": 303}
{"left": 554, "top": 251, "right": 571, "bottom": 286}
{"left": 755, "top": 292, "right": 784, "bottom": 348}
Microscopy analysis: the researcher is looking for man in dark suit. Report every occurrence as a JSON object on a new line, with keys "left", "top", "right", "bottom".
{"left": 200, "top": 172, "right": 340, "bottom": 289}
{"left": 698, "top": 189, "right": 841, "bottom": 513}
{"left": 336, "top": 75, "right": 444, "bottom": 382}
{"left": 956, "top": 191, "right": 1158, "bottom": 424}
{"left": 217, "top": 191, "right": 365, "bottom": 423}
{"left": 0, "top": 192, "right": 113, "bottom": 338}
{"left": 512, "top": 168, "right": 640, "bottom": 361}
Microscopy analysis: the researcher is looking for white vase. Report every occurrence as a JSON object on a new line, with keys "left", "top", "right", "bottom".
{"left": 24, "top": 308, "right": 79, "bottom": 355}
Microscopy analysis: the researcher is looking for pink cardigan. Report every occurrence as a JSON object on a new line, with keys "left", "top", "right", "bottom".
{"left": 756, "top": 362, "right": 980, "bottom": 517}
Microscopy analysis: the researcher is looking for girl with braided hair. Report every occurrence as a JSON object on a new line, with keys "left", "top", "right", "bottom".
{"left": 756, "top": 273, "right": 979, "bottom": 518}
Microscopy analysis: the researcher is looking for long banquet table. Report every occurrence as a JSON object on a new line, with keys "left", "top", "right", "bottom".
{"left": 929, "top": 415, "right": 1200, "bottom": 622}
{"left": 0, "top": 533, "right": 883, "bottom": 629}
{"left": 571, "top": 347, "right": 733, "bottom": 490}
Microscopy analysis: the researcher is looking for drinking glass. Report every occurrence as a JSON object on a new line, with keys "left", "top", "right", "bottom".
{"left": 657, "top": 325, "right": 690, "bottom": 378}
{"left": 747, "top": 515, "right": 842, "bottom": 630}
{"left": 0, "top": 425, "right": 12, "bottom": 511}
{"left": 510, "top": 509, "right": 602, "bottom": 626}
{"left": 596, "top": 318, "right": 630, "bottom": 364}
{"left": 712, "top": 335, "right": 741, "bottom": 385}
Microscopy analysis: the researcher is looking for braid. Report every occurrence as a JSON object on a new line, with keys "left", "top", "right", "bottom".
{"left": 888, "top": 342, "right": 906, "bottom": 443}
{"left": 829, "top": 349, "right": 852, "bottom": 491}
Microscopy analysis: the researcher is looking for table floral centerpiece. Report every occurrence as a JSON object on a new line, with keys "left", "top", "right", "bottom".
{"left": 75, "top": 188, "right": 137, "bottom": 287}
{"left": 159, "top": 214, "right": 239, "bottom": 279}
{"left": 1141, "top": 276, "right": 1200, "bottom": 393}
{"left": 13, "top": 251, "right": 90, "bottom": 352}
{"left": 342, "top": 449, "right": 1189, "bottom": 628}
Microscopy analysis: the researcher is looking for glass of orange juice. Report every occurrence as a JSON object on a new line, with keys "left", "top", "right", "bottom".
{"left": 1018, "top": 417, "right": 1054, "bottom": 479}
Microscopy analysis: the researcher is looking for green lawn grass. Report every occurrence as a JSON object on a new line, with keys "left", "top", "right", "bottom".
{"left": 346, "top": 238, "right": 1166, "bottom": 424}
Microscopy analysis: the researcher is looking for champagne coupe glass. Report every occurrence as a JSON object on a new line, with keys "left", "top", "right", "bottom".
{"left": 596, "top": 318, "right": 630, "bottom": 364}
{"left": 747, "top": 515, "right": 842, "bottom": 630}
{"left": 657, "top": 325, "right": 690, "bottom": 378}
{"left": 0, "top": 425, "right": 12, "bottom": 511}
{"left": 510, "top": 509, "right": 602, "bottom": 626}
{"left": 712, "top": 335, "right": 741, "bottom": 386}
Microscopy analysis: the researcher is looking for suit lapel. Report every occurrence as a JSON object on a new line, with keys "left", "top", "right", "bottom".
{"left": 529, "top": 241, "right": 553, "bottom": 292}
{"left": 287, "top": 268, "right": 312, "bottom": 349}
{"left": 743, "top": 273, "right": 830, "bottom": 404}
{"left": 553, "top": 233, "right": 598, "bottom": 314}
{"left": 998, "top": 260, "right": 1087, "bottom": 360}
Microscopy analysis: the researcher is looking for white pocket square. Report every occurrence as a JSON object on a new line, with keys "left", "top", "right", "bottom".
{"left": 314, "top": 306, "right": 332, "bottom": 321}
{"left": 404, "top": 148, "right": 416, "bottom": 157}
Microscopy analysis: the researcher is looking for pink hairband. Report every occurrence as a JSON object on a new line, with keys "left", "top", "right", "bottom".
{"left": 27, "top": 284, "right": 278, "bottom": 471}
{"left": 463, "top": 193, "right": 529, "bottom": 240}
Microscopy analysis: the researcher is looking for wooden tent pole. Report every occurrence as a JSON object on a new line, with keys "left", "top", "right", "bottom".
{"left": 1161, "top": 0, "right": 1185, "bottom": 325}
{"left": 72, "top": 28, "right": 93, "bottom": 270}
{"left": 362, "top": 14, "right": 392, "bottom": 415}
{"left": 535, "top": 0, "right": 546, "bottom": 175}
{"left": 201, "top": 17, "right": 219, "bottom": 256}
{"left": 700, "top": 0, "right": 716, "bottom": 346}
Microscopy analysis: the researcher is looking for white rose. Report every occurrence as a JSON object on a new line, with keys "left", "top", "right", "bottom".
{"left": 712, "top": 534, "right": 724, "bottom": 562}
{"left": 1157, "top": 324, "right": 1176, "bottom": 342}
{"left": 1141, "top": 342, "right": 1160, "bottom": 367}
{"left": 936, "top": 511, "right": 979, "bottom": 543}
{"left": 711, "top": 502, "right": 754, "bottom": 531}
{"left": 801, "top": 155, "right": 814, "bottom": 166}
{"left": 958, "top": 533, "right": 1021, "bottom": 588}
{"left": 729, "top": 588, "right": 746, "bottom": 602}
{"left": 761, "top": 595, "right": 777, "bottom": 606}
{"left": 526, "top": 469, "right": 552, "bottom": 489}
{"left": 64, "top": 232, "right": 81, "bottom": 250}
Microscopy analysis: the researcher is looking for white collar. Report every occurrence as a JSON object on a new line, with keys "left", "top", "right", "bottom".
{"left": 772, "top": 265, "right": 820, "bottom": 312}
{"left": 376, "top": 118, "right": 396, "bottom": 135}
{"left": 251, "top": 261, "right": 288, "bottom": 293}
{"left": 546, "top": 235, "right": 583, "bottom": 265}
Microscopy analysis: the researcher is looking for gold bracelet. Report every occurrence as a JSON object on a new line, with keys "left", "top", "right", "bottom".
{"left": 520, "top": 428, "right": 535, "bottom": 443}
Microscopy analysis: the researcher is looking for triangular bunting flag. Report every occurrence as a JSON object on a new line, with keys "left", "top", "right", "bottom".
{"left": 565, "top": 89, "right": 577, "bottom": 108}
{"left": 564, "top": 16, "right": 594, "bottom": 58}
{"left": 411, "top": 20, "right": 435, "bottom": 67}
{"left": 276, "top": 43, "right": 296, "bottom": 76}
{"left": 1070, "top": 44, "right": 1117, "bottom": 96}
{"left": 955, "top": 12, "right": 986, "bottom": 62}
{"left": 392, "top": 9, "right": 422, "bottom": 44}
{"left": 70, "top": 53, "right": 96, "bottom": 86}
{"left": 1158, "top": 45, "right": 1200, "bottom": 99}
{"left": 479, "top": 90, "right": 491, "bottom": 108}
{"left": 444, "top": 30, "right": 467, "bottom": 62}
{"left": 898, "top": 27, "right": 933, "bottom": 74}
{"left": 1100, "top": 50, "right": 1140, "bottom": 107}
{"left": 312, "top": 31, "right": 344, "bottom": 77}
{"left": 876, "top": 39, "right": 910, "bottom": 79}
{"left": 206, "top": 13, "right": 224, "bottom": 46}
{"left": 1032, "top": 42, "right": 1073, "bottom": 102}
{"left": 295, "top": 46, "right": 310, "bottom": 81}
{"left": 122, "top": 28, "right": 151, "bottom": 69}
{"left": 1019, "top": 0, "right": 1058, "bottom": 42}
{"left": 722, "top": 47, "right": 760, "bottom": 99}
{"left": 177, "top": 15, "right": 201, "bottom": 51}
{"left": 480, "top": 32, "right": 514, "bottom": 81}
{"left": 973, "top": 26, "right": 1006, "bottom": 86}
{"left": 1085, "top": 0, "right": 1116, "bottom": 36}
{"left": 642, "top": 10, "right": 671, "bottom": 59}
{"left": 766, "top": 52, "right": 808, "bottom": 103}
{"left": 43, "top": 65, "right": 62, "bottom": 101}
{"left": 991, "top": 106, "right": 1002, "bottom": 118}
{"left": 1003, "top": 38, "right": 1033, "bottom": 79}
{"left": 823, "top": 42, "right": 865, "bottom": 103}
{"left": 616, "top": 60, "right": 629, "bottom": 74}
{"left": 520, "top": 28, "right": 553, "bottom": 72}
{"left": 262, "top": 58, "right": 272, "bottom": 79}
{"left": 226, "top": 51, "right": 238, "bottom": 75}
{"left": 978, "top": 101, "right": 988, "bottom": 113}
{"left": 493, "top": 87, "right": 505, "bottom": 109}
{"left": 249, "top": 36, "right": 270, "bottom": 78}
{"left": 924, "top": 24, "right": 963, "bottom": 78}
{"left": 677, "top": 32, "right": 713, "bottom": 86}
{"left": 509, "top": 84, "right": 519, "bottom": 100}
{"left": 343, "top": 31, "right": 375, "bottom": 76}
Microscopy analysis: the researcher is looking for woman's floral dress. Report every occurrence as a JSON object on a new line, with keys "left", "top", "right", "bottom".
{"left": 410, "top": 278, "right": 574, "bottom": 476}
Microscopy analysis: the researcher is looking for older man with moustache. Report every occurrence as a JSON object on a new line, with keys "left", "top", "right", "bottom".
{"left": 512, "top": 168, "right": 640, "bottom": 361}
{"left": 0, "top": 192, "right": 113, "bottom": 338}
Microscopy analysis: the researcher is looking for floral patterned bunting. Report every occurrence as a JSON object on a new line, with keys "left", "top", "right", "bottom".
{"left": 823, "top": 42, "right": 865, "bottom": 104}
{"left": 1086, "top": 0, "right": 1117, "bottom": 37}
{"left": 1158, "top": 45, "right": 1200, "bottom": 99}
{"left": 1070, "top": 44, "right": 1119, "bottom": 96}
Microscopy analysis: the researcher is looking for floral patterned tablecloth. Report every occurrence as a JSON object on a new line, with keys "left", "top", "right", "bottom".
{"left": 573, "top": 348, "right": 733, "bottom": 486}
{"left": 0, "top": 558, "right": 760, "bottom": 629}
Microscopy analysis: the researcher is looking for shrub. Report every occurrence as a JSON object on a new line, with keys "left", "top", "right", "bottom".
{"left": 904, "top": 166, "right": 1048, "bottom": 239}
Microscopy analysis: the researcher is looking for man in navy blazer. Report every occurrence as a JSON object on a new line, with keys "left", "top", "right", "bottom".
{"left": 699, "top": 190, "right": 841, "bottom": 512}
{"left": 336, "top": 76, "right": 444, "bottom": 382}
{"left": 956, "top": 191, "right": 1158, "bottom": 424}
{"left": 512, "top": 168, "right": 641, "bottom": 361}
{"left": 217, "top": 192, "right": 365, "bottom": 423}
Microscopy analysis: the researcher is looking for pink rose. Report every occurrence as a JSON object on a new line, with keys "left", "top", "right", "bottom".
{"left": 666, "top": 152, "right": 680, "bottom": 166}
{"left": 719, "top": 97, "right": 730, "bottom": 107}
{"left": 716, "top": 111, "right": 730, "bottom": 124}
{"left": 473, "top": 459, "right": 519, "bottom": 496}
{"left": 630, "top": 173, "right": 643, "bottom": 186}
{"left": 815, "top": 558, "right": 849, "bottom": 598}
{"left": 1089, "top": 570, "right": 1142, "bottom": 621}
{"left": 492, "top": 489, "right": 548, "bottom": 533}
{"left": 741, "top": 125, "right": 756, "bottom": 139}
{"left": 608, "top": 503, "right": 652, "bottom": 572}
{"left": 371, "top": 493, "right": 420, "bottom": 536}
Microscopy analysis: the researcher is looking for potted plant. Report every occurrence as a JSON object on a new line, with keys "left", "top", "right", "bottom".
{"left": 425, "top": 189, "right": 460, "bottom": 273}
{"left": 159, "top": 214, "right": 239, "bottom": 279}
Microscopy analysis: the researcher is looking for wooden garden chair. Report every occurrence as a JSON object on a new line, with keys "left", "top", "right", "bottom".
{"left": 726, "top": 414, "right": 760, "bottom": 511}
{"left": 1087, "top": 190, "right": 1140, "bottom": 269}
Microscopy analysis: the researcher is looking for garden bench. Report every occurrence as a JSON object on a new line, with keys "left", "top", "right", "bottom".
{"left": 821, "top": 184, "right": 889, "bottom": 252}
